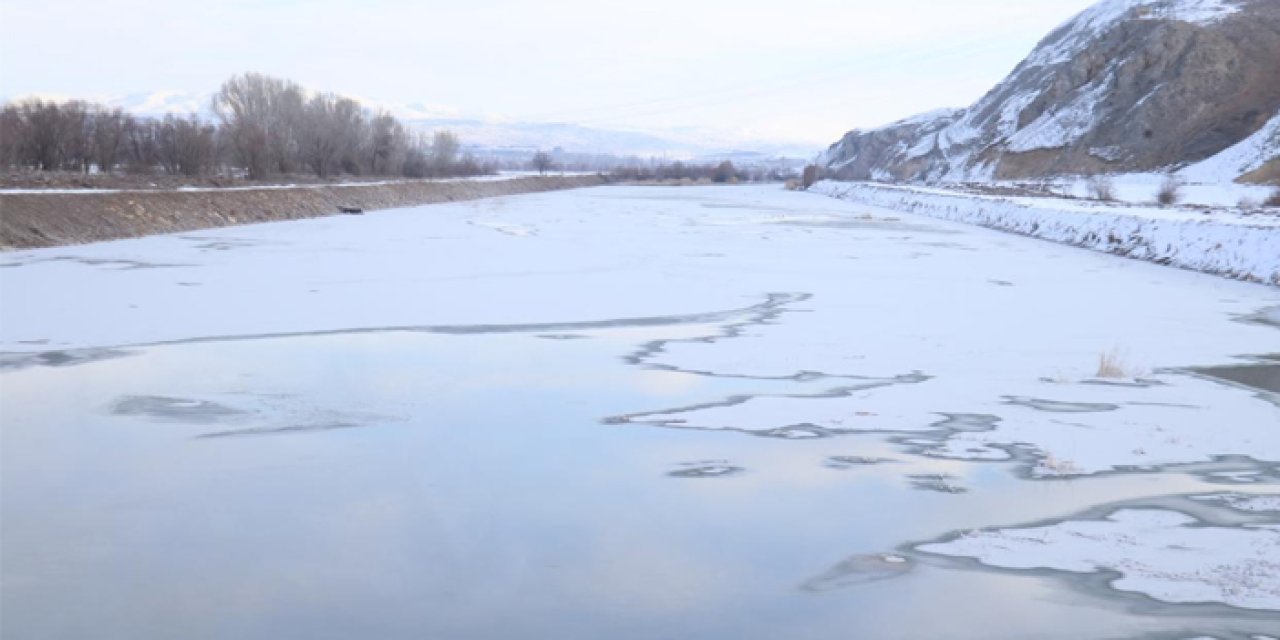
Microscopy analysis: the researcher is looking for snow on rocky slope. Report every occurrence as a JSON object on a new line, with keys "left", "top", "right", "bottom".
{"left": 820, "top": 0, "right": 1280, "bottom": 183}
{"left": 1180, "top": 110, "right": 1280, "bottom": 184}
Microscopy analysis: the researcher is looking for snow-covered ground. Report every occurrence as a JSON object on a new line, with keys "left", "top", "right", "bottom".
{"left": 1021, "top": 173, "right": 1278, "bottom": 208}
{"left": 2, "top": 184, "right": 1278, "bottom": 622}
{"left": 810, "top": 180, "right": 1280, "bottom": 284}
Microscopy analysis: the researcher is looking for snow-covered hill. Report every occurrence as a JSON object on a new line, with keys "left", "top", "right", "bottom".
{"left": 821, "top": 0, "right": 1280, "bottom": 184}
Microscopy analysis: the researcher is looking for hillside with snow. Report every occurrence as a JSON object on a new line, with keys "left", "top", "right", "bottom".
{"left": 820, "top": 0, "right": 1280, "bottom": 184}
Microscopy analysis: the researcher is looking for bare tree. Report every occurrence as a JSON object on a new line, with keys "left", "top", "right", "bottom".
{"left": 0, "top": 104, "right": 23, "bottom": 169}
{"left": 712, "top": 160, "right": 736, "bottom": 183}
{"left": 17, "top": 100, "right": 67, "bottom": 171}
{"left": 430, "top": 130, "right": 460, "bottom": 172}
{"left": 367, "top": 112, "right": 407, "bottom": 175}
{"left": 91, "top": 106, "right": 131, "bottom": 174}
{"left": 59, "top": 101, "right": 92, "bottom": 173}
{"left": 531, "top": 150, "right": 554, "bottom": 175}
{"left": 299, "top": 93, "right": 352, "bottom": 178}
{"left": 156, "top": 115, "right": 216, "bottom": 176}
{"left": 212, "top": 73, "right": 304, "bottom": 179}
{"left": 124, "top": 118, "right": 159, "bottom": 174}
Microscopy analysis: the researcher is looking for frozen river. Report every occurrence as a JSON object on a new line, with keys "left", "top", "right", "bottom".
{"left": 3, "top": 185, "right": 1279, "bottom": 638}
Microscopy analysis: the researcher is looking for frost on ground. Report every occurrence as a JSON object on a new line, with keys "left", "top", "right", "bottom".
{"left": 917, "top": 507, "right": 1280, "bottom": 611}
{"left": 811, "top": 180, "right": 1280, "bottom": 284}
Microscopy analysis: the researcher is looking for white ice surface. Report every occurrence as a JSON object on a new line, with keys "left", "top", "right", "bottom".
{"left": 918, "top": 507, "right": 1280, "bottom": 610}
{"left": 2, "top": 184, "right": 1277, "bottom": 480}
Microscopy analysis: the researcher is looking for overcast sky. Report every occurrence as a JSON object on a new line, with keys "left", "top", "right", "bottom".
{"left": 1, "top": 0, "right": 1098, "bottom": 147}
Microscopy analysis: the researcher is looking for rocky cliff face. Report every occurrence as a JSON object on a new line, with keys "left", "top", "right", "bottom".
{"left": 820, "top": 0, "right": 1280, "bottom": 184}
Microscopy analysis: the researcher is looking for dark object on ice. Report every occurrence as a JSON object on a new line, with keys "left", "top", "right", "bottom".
{"left": 1189, "top": 362, "right": 1280, "bottom": 394}
{"left": 339, "top": 206, "right": 363, "bottom": 214}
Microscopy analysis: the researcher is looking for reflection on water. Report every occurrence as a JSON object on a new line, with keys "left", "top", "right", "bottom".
{"left": 2, "top": 328, "right": 1276, "bottom": 639}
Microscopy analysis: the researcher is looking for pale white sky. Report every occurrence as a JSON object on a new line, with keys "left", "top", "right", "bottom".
{"left": 0, "top": 0, "right": 1097, "bottom": 146}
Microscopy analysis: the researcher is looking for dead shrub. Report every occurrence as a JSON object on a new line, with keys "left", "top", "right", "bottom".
{"left": 1086, "top": 175, "right": 1116, "bottom": 201}
{"left": 1265, "top": 187, "right": 1280, "bottom": 208}
{"left": 1096, "top": 348, "right": 1131, "bottom": 379}
{"left": 1156, "top": 176, "right": 1182, "bottom": 206}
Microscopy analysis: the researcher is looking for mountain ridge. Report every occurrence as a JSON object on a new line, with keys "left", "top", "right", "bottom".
{"left": 820, "top": 0, "right": 1280, "bottom": 184}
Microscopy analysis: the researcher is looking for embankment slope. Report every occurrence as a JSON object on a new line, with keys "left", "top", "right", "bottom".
{"left": 0, "top": 175, "right": 605, "bottom": 249}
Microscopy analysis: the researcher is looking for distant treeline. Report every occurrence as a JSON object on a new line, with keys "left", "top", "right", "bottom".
{"left": 0, "top": 73, "right": 491, "bottom": 180}
{"left": 609, "top": 160, "right": 793, "bottom": 183}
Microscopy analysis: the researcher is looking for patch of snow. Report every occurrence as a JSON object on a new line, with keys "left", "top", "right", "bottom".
{"left": 1141, "top": 0, "right": 1243, "bottom": 25}
{"left": 906, "top": 133, "right": 937, "bottom": 160}
{"left": 890, "top": 108, "right": 964, "bottom": 129}
{"left": 994, "top": 90, "right": 1042, "bottom": 142}
{"left": 918, "top": 508, "right": 1280, "bottom": 610}
{"left": 1007, "top": 72, "right": 1114, "bottom": 153}
{"left": 937, "top": 112, "right": 985, "bottom": 148}
{"left": 869, "top": 168, "right": 894, "bottom": 182}
{"left": 1179, "top": 109, "right": 1280, "bottom": 184}
{"left": 1089, "top": 146, "right": 1128, "bottom": 163}
{"left": 1026, "top": 0, "right": 1241, "bottom": 69}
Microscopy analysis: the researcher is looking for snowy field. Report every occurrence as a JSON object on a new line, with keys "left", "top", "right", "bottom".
{"left": 2, "top": 184, "right": 1278, "bottom": 638}
{"left": 1024, "top": 173, "right": 1278, "bottom": 208}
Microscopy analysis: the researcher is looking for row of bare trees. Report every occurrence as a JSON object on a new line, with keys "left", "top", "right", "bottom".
{"left": 608, "top": 160, "right": 790, "bottom": 183}
{"left": 0, "top": 100, "right": 220, "bottom": 177}
{"left": 0, "top": 73, "right": 486, "bottom": 180}
{"left": 210, "top": 73, "right": 480, "bottom": 179}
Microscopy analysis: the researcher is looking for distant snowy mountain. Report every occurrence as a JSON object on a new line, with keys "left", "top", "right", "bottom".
{"left": 399, "top": 118, "right": 812, "bottom": 159}
{"left": 821, "top": 0, "right": 1280, "bottom": 184}
{"left": 109, "top": 90, "right": 212, "bottom": 118}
